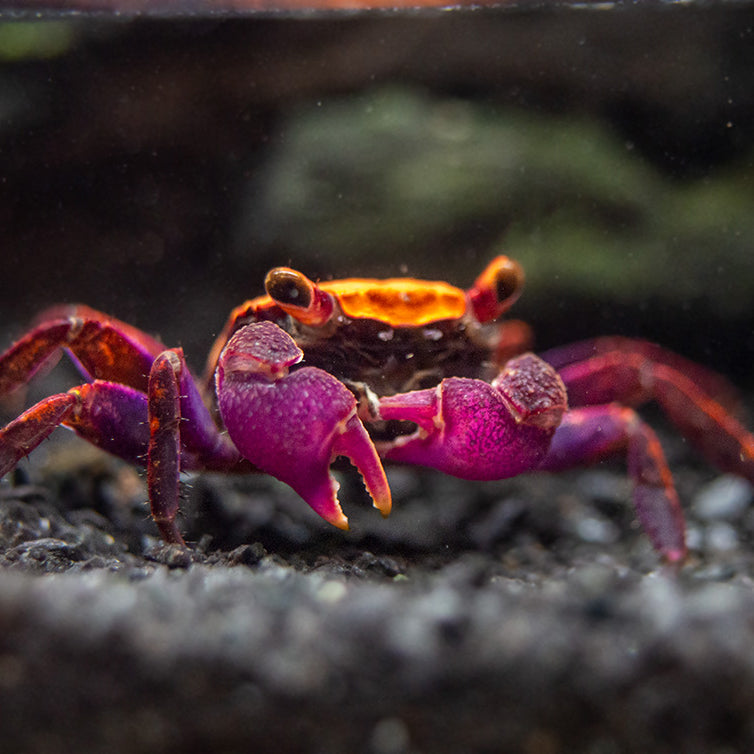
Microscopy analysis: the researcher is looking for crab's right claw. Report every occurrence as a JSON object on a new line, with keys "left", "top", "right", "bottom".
{"left": 216, "top": 322, "right": 391, "bottom": 529}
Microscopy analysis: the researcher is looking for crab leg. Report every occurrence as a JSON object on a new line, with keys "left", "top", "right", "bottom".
{"left": 216, "top": 321, "right": 391, "bottom": 529}
{"left": 0, "top": 382, "right": 153, "bottom": 478}
{"left": 543, "top": 337, "right": 744, "bottom": 414}
{"left": 0, "top": 336, "right": 246, "bottom": 543}
{"left": 0, "top": 393, "right": 77, "bottom": 477}
{"left": 145, "top": 347, "right": 249, "bottom": 544}
{"left": 0, "top": 306, "right": 164, "bottom": 396}
{"left": 539, "top": 405, "right": 686, "bottom": 563}
{"left": 146, "top": 351, "right": 185, "bottom": 544}
{"left": 377, "top": 353, "right": 567, "bottom": 480}
{"left": 0, "top": 371, "right": 187, "bottom": 543}
{"left": 542, "top": 337, "right": 754, "bottom": 483}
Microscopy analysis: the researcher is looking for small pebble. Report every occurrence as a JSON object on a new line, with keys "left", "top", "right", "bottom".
{"left": 705, "top": 522, "right": 739, "bottom": 552}
{"left": 576, "top": 516, "right": 620, "bottom": 545}
{"left": 370, "top": 717, "right": 410, "bottom": 754}
{"left": 692, "top": 475, "right": 753, "bottom": 521}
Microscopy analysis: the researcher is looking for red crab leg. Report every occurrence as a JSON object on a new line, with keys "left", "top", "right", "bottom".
{"left": 1, "top": 365, "right": 242, "bottom": 475}
{"left": 539, "top": 406, "right": 686, "bottom": 563}
{"left": 541, "top": 337, "right": 754, "bottom": 483}
{"left": 0, "top": 382, "right": 153, "bottom": 478}
{"left": 144, "top": 347, "right": 250, "bottom": 544}
{"left": 147, "top": 351, "right": 185, "bottom": 544}
{"left": 542, "top": 336, "right": 745, "bottom": 416}
{"left": 0, "top": 375, "right": 188, "bottom": 544}
{"left": 0, "top": 306, "right": 164, "bottom": 396}
{"left": 0, "top": 393, "right": 77, "bottom": 477}
{"left": 216, "top": 321, "right": 391, "bottom": 530}
{"left": 0, "top": 339, "right": 247, "bottom": 543}
{"left": 377, "top": 353, "right": 567, "bottom": 480}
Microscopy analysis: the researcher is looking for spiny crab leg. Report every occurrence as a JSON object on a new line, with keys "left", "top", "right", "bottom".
{"left": 543, "top": 337, "right": 754, "bottom": 484}
{"left": 0, "top": 381, "right": 158, "bottom": 481}
{"left": 216, "top": 321, "right": 391, "bottom": 529}
{"left": 0, "top": 393, "right": 77, "bottom": 477}
{"left": 377, "top": 354, "right": 568, "bottom": 481}
{"left": 0, "top": 306, "right": 164, "bottom": 397}
{"left": 540, "top": 406, "right": 687, "bottom": 563}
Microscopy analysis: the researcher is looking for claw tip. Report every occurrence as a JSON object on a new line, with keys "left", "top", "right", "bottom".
{"left": 327, "top": 511, "right": 350, "bottom": 531}
{"left": 373, "top": 491, "right": 392, "bottom": 518}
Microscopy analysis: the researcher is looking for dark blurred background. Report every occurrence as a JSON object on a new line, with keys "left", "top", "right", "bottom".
{"left": 1, "top": 8, "right": 753, "bottom": 383}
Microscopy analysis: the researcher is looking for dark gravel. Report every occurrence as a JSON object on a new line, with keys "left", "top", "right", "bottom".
{"left": 1, "top": 431, "right": 754, "bottom": 753}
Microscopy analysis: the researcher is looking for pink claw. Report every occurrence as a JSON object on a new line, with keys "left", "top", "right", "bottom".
{"left": 378, "top": 353, "right": 567, "bottom": 480}
{"left": 216, "top": 322, "right": 391, "bottom": 529}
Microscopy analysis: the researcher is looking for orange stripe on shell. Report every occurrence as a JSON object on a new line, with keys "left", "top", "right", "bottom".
{"left": 318, "top": 278, "right": 467, "bottom": 327}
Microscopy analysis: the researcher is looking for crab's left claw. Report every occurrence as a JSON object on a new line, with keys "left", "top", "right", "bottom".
{"left": 378, "top": 354, "right": 567, "bottom": 480}
{"left": 216, "top": 322, "right": 391, "bottom": 529}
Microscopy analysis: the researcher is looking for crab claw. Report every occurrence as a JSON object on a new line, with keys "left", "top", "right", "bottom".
{"left": 378, "top": 354, "right": 567, "bottom": 480}
{"left": 216, "top": 321, "right": 391, "bottom": 529}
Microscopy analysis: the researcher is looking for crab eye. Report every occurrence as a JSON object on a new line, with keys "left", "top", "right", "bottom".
{"left": 266, "top": 268, "right": 313, "bottom": 309}
{"left": 265, "top": 267, "right": 334, "bottom": 326}
{"left": 468, "top": 256, "right": 525, "bottom": 323}
{"left": 492, "top": 258, "right": 524, "bottom": 305}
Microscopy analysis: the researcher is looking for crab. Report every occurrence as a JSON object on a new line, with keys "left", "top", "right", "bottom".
{"left": 1, "top": 256, "right": 753, "bottom": 562}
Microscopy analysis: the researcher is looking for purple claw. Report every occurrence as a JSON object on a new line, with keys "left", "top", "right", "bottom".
{"left": 378, "top": 353, "right": 567, "bottom": 480}
{"left": 216, "top": 322, "right": 391, "bottom": 529}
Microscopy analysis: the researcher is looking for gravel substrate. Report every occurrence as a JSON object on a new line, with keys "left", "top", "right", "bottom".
{"left": 1, "top": 437, "right": 754, "bottom": 753}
